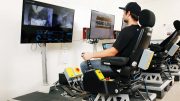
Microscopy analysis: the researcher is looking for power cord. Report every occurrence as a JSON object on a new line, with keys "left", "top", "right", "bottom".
{"left": 31, "top": 43, "right": 38, "bottom": 51}
{"left": 142, "top": 75, "right": 152, "bottom": 101}
{"left": 38, "top": 43, "right": 44, "bottom": 47}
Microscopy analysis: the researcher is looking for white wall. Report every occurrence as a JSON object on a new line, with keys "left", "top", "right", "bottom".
{"left": 137, "top": 0, "right": 180, "bottom": 40}
{"left": 0, "top": 0, "right": 43, "bottom": 99}
{"left": 0, "top": 0, "right": 133, "bottom": 100}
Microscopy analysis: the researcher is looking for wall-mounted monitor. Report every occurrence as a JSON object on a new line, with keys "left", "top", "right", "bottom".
{"left": 89, "top": 10, "right": 115, "bottom": 39}
{"left": 21, "top": 0, "right": 75, "bottom": 43}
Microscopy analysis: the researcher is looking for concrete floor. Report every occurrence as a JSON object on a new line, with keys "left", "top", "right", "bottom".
{"left": 9, "top": 82, "right": 180, "bottom": 101}
{"left": 157, "top": 82, "right": 180, "bottom": 101}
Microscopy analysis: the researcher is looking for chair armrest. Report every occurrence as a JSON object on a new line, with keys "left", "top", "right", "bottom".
{"left": 101, "top": 57, "right": 129, "bottom": 66}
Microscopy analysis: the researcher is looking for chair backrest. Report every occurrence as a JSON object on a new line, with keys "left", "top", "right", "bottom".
{"left": 119, "top": 9, "right": 155, "bottom": 79}
{"left": 129, "top": 9, "right": 155, "bottom": 66}
{"left": 160, "top": 20, "right": 180, "bottom": 52}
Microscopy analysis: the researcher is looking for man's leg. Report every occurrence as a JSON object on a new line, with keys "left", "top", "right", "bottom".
{"left": 80, "top": 59, "right": 114, "bottom": 74}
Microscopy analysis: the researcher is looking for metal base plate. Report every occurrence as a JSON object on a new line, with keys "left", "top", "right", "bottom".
{"left": 166, "top": 71, "right": 180, "bottom": 81}
{"left": 130, "top": 92, "right": 156, "bottom": 101}
{"left": 94, "top": 92, "right": 156, "bottom": 101}
{"left": 140, "top": 77, "right": 174, "bottom": 99}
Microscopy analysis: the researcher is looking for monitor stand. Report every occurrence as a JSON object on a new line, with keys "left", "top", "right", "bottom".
{"left": 89, "top": 39, "right": 99, "bottom": 52}
{"left": 38, "top": 43, "right": 51, "bottom": 93}
{"left": 41, "top": 43, "right": 48, "bottom": 85}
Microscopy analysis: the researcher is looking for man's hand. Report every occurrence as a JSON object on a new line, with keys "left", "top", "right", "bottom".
{"left": 81, "top": 47, "right": 118, "bottom": 60}
{"left": 81, "top": 52, "right": 93, "bottom": 60}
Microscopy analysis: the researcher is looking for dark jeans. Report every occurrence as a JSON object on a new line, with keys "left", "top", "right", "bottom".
{"left": 80, "top": 59, "right": 114, "bottom": 77}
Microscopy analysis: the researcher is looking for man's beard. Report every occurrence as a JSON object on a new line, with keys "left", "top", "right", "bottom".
{"left": 123, "top": 19, "right": 128, "bottom": 23}
{"left": 121, "top": 20, "right": 128, "bottom": 29}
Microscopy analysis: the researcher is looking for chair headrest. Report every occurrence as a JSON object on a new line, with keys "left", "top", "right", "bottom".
{"left": 173, "top": 20, "right": 180, "bottom": 30}
{"left": 139, "top": 9, "right": 155, "bottom": 27}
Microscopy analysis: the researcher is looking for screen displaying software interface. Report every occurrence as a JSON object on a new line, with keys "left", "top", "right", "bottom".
{"left": 90, "top": 10, "right": 115, "bottom": 39}
{"left": 102, "top": 43, "right": 113, "bottom": 50}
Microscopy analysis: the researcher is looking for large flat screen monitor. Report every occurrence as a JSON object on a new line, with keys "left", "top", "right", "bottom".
{"left": 21, "top": 0, "right": 75, "bottom": 43}
{"left": 89, "top": 10, "right": 115, "bottom": 39}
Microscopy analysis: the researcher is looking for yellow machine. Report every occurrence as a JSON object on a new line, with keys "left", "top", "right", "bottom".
{"left": 73, "top": 67, "right": 83, "bottom": 77}
{"left": 64, "top": 67, "right": 76, "bottom": 80}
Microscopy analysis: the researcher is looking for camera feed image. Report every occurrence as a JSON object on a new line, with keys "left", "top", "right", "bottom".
{"left": 23, "top": 4, "right": 53, "bottom": 27}
{"left": 90, "top": 10, "right": 115, "bottom": 39}
{"left": 53, "top": 7, "right": 74, "bottom": 29}
{"left": 21, "top": 0, "right": 75, "bottom": 43}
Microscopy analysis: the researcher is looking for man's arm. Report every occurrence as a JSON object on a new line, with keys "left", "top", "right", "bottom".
{"left": 81, "top": 47, "right": 119, "bottom": 60}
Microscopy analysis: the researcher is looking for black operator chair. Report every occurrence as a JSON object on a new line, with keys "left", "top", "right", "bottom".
{"left": 83, "top": 9, "right": 156, "bottom": 101}
{"left": 144, "top": 20, "right": 180, "bottom": 74}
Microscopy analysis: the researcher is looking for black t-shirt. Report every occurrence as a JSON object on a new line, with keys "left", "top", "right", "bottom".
{"left": 113, "top": 25, "right": 140, "bottom": 57}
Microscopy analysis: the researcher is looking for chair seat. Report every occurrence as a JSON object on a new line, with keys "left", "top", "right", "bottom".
{"left": 101, "top": 57, "right": 129, "bottom": 66}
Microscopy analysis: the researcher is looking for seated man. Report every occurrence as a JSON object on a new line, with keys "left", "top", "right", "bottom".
{"left": 81, "top": 2, "right": 141, "bottom": 75}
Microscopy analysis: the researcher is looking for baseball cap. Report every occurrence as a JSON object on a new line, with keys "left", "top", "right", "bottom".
{"left": 119, "top": 2, "right": 141, "bottom": 17}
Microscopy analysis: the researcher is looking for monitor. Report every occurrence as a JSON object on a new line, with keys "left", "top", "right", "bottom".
{"left": 21, "top": 0, "right": 75, "bottom": 43}
{"left": 102, "top": 43, "right": 113, "bottom": 50}
{"left": 89, "top": 10, "right": 115, "bottom": 39}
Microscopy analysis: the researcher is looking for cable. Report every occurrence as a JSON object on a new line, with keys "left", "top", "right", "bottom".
{"left": 31, "top": 43, "right": 38, "bottom": 51}
{"left": 143, "top": 76, "right": 152, "bottom": 101}
{"left": 133, "top": 69, "right": 141, "bottom": 80}
{"left": 38, "top": 43, "right": 44, "bottom": 47}
{"left": 165, "top": 59, "right": 172, "bottom": 79}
